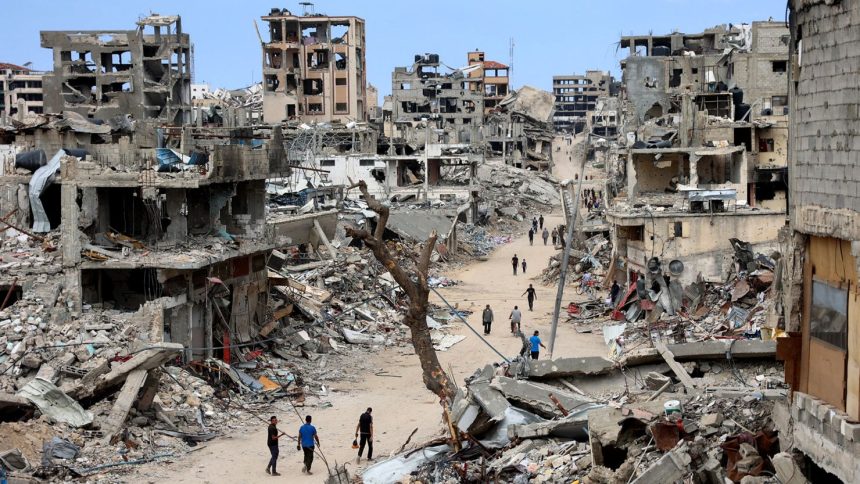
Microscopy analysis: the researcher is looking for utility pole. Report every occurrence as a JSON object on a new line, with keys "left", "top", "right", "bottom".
{"left": 548, "top": 154, "right": 587, "bottom": 358}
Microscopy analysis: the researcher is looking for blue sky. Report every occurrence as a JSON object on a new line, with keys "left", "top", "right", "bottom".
{"left": 0, "top": 0, "right": 787, "bottom": 99}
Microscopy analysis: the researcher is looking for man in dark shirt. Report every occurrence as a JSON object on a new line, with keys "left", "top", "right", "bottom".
{"left": 523, "top": 284, "right": 537, "bottom": 311}
{"left": 609, "top": 280, "right": 621, "bottom": 306}
{"left": 297, "top": 415, "right": 320, "bottom": 474}
{"left": 266, "top": 416, "right": 282, "bottom": 476}
{"left": 355, "top": 407, "right": 374, "bottom": 463}
{"left": 512, "top": 254, "right": 519, "bottom": 275}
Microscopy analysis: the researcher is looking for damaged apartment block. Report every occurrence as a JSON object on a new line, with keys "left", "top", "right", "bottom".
{"left": 261, "top": 8, "right": 366, "bottom": 123}
{"left": 40, "top": 14, "right": 191, "bottom": 124}
{"left": 606, "top": 21, "right": 790, "bottom": 287}
{"left": 383, "top": 53, "right": 484, "bottom": 154}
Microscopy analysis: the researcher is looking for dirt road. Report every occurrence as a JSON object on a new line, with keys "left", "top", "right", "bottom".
{"left": 131, "top": 173, "right": 607, "bottom": 483}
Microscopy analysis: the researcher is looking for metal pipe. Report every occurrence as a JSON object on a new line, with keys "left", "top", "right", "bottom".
{"left": 548, "top": 154, "right": 588, "bottom": 358}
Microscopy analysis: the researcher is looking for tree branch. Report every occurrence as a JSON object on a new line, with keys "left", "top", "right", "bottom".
{"left": 418, "top": 230, "right": 438, "bottom": 276}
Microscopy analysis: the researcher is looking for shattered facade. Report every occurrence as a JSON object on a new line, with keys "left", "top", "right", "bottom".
{"left": 384, "top": 54, "right": 484, "bottom": 153}
{"left": 552, "top": 71, "right": 613, "bottom": 133}
{"left": 483, "top": 86, "right": 555, "bottom": 170}
{"left": 466, "top": 50, "right": 510, "bottom": 114}
{"left": 0, "top": 63, "right": 45, "bottom": 117}
{"left": 261, "top": 9, "right": 366, "bottom": 124}
{"left": 40, "top": 15, "right": 191, "bottom": 124}
{"left": 607, "top": 21, "right": 790, "bottom": 286}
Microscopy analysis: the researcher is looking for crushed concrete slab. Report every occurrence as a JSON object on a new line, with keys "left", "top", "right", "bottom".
{"left": 490, "top": 377, "right": 599, "bottom": 418}
{"left": 16, "top": 377, "right": 93, "bottom": 427}
{"left": 66, "top": 343, "right": 183, "bottom": 400}
{"left": 621, "top": 340, "right": 776, "bottom": 366}
{"left": 507, "top": 412, "right": 593, "bottom": 441}
{"left": 512, "top": 356, "right": 615, "bottom": 380}
{"left": 470, "top": 382, "right": 512, "bottom": 423}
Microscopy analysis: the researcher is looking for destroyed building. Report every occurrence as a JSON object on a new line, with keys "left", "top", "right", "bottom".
{"left": 383, "top": 53, "right": 484, "bottom": 154}
{"left": 466, "top": 50, "right": 510, "bottom": 114}
{"left": 0, "top": 63, "right": 45, "bottom": 118}
{"left": 552, "top": 71, "right": 614, "bottom": 133}
{"left": 0, "top": 112, "right": 349, "bottom": 372}
{"left": 261, "top": 8, "right": 367, "bottom": 124}
{"left": 768, "top": 2, "right": 860, "bottom": 482}
{"left": 40, "top": 15, "right": 191, "bottom": 124}
{"left": 606, "top": 21, "right": 790, "bottom": 286}
{"left": 483, "top": 86, "right": 555, "bottom": 170}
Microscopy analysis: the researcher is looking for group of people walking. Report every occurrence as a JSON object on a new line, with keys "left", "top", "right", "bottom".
{"left": 265, "top": 408, "right": 375, "bottom": 476}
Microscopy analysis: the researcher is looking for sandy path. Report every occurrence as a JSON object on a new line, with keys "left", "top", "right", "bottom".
{"left": 130, "top": 209, "right": 607, "bottom": 483}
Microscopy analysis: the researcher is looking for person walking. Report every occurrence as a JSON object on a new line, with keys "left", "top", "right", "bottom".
{"left": 482, "top": 304, "right": 494, "bottom": 335}
{"left": 509, "top": 306, "right": 522, "bottom": 334}
{"left": 529, "top": 330, "right": 546, "bottom": 360}
{"left": 539, "top": 214, "right": 544, "bottom": 229}
{"left": 297, "top": 415, "right": 320, "bottom": 475}
{"left": 355, "top": 408, "right": 373, "bottom": 463}
{"left": 528, "top": 228, "right": 534, "bottom": 246}
{"left": 551, "top": 228, "right": 558, "bottom": 246}
{"left": 542, "top": 227, "right": 549, "bottom": 245}
{"left": 532, "top": 217, "right": 538, "bottom": 233}
{"left": 609, "top": 280, "right": 621, "bottom": 306}
{"left": 522, "top": 284, "right": 537, "bottom": 311}
{"left": 266, "top": 416, "right": 283, "bottom": 476}
{"left": 512, "top": 254, "right": 519, "bottom": 275}
{"left": 521, "top": 259, "right": 527, "bottom": 274}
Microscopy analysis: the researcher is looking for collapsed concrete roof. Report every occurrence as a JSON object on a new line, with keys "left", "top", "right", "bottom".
{"left": 498, "top": 86, "right": 555, "bottom": 124}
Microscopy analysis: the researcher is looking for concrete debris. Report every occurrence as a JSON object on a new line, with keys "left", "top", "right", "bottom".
{"left": 16, "top": 377, "right": 93, "bottom": 427}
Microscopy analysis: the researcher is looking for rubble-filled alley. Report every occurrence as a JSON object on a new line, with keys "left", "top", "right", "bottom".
{"left": 2, "top": 1, "right": 860, "bottom": 483}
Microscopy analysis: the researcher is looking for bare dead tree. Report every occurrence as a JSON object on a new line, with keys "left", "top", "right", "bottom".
{"left": 345, "top": 180, "right": 456, "bottom": 401}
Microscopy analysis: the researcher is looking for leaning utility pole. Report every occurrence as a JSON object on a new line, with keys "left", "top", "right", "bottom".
{"left": 548, "top": 153, "right": 587, "bottom": 358}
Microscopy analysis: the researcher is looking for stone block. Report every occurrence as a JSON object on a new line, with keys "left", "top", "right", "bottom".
{"left": 699, "top": 413, "right": 724, "bottom": 428}
{"left": 841, "top": 420, "right": 860, "bottom": 442}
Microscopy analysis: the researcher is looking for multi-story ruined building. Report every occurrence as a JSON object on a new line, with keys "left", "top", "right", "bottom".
{"left": 261, "top": 8, "right": 366, "bottom": 124}
{"left": 768, "top": 2, "right": 860, "bottom": 482}
{"left": 552, "top": 71, "right": 613, "bottom": 133}
{"left": 466, "top": 50, "right": 510, "bottom": 114}
{"left": 40, "top": 15, "right": 191, "bottom": 124}
{"left": 0, "top": 113, "right": 341, "bottom": 368}
{"left": 483, "top": 86, "right": 554, "bottom": 170}
{"left": 383, "top": 53, "right": 483, "bottom": 153}
{"left": 606, "top": 22, "right": 790, "bottom": 286}
{"left": 0, "top": 63, "right": 45, "bottom": 117}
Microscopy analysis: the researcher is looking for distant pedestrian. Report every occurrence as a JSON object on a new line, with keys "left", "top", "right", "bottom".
{"left": 512, "top": 254, "right": 519, "bottom": 275}
{"left": 542, "top": 227, "right": 549, "bottom": 245}
{"left": 528, "top": 228, "right": 534, "bottom": 245}
{"left": 539, "top": 215, "right": 544, "bottom": 229}
{"left": 355, "top": 408, "right": 373, "bottom": 463}
{"left": 609, "top": 280, "right": 621, "bottom": 306}
{"left": 523, "top": 284, "right": 537, "bottom": 311}
{"left": 297, "top": 415, "right": 320, "bottom": 475}
{"left": 532, "top": 217, "right": 538, "bottom": 232}
{"left": 551, "top": 228, "right": 558, "bottom": 246}
{"left": 529, "top": 330, "right": 546, "bottom": 360}
{"left": 509, "top": 306, "right": 522, "bottom": 334}
{"left": 521, "top": 259, "right": 527, "bottom": 274}
{"left": 482, "top": 304, "right": 494, "bottom": 335}
{"left": 266, "top": 416, "right": 283, "bottom": 476}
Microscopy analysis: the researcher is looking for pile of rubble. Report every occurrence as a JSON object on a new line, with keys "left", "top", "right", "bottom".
{"left": 363, "top": 338, "right": 788, "bottom": 484}
{"left": 539, "top": 233, "right": 611, "bottom": 287}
